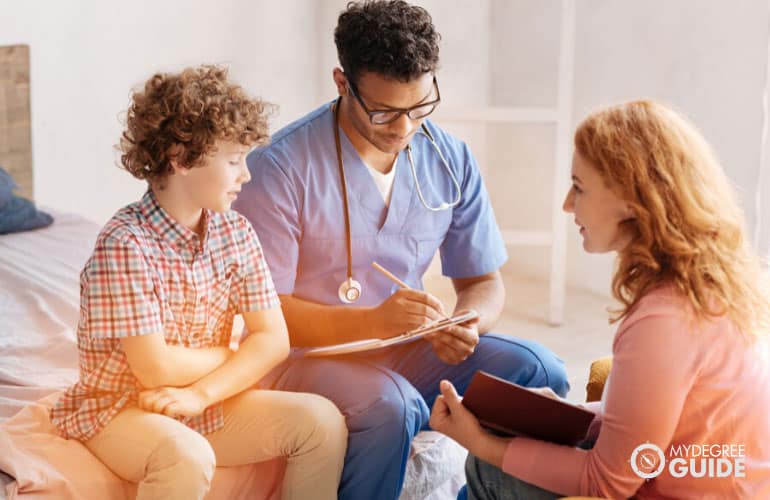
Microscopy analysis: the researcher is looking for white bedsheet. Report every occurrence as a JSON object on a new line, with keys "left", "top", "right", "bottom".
{"left": 0, "top": 212, "right": 100, "bottom": 419}
{"left": 0, "top": 211, "right": 466, "bottom": 500}
{"left": 0, "top": 213, "right": 100, "bottom": 500}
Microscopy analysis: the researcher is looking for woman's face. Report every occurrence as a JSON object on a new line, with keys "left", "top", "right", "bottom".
{"left": 562, "top": 152, "right": 634, "bottom": 253}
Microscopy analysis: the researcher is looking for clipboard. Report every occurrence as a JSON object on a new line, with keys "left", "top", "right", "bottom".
{"left": 304, "top": 310, "right": 479, "bottom": 357}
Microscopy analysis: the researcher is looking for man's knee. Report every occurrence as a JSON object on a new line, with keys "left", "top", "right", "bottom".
{"left": 353, "top": 378, "right": 428, "bottom": 434}
{"left": 478, "top": 335, "right": 570, "bottom": 397}
{"left": 521, "top": 341, "right": 570, "bottom": 396}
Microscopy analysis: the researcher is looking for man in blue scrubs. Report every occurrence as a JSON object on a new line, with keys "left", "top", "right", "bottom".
{"left": 234, "top": 1, "right": 570, "bottom": 498}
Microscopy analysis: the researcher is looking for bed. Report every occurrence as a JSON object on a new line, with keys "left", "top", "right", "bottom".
{"left": 0, "top": 209, "right": 467, "bottom": 499}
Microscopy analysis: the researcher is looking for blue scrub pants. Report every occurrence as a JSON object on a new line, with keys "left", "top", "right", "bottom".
{"left": 263, "top": 333, "right": 569, "bottom": 500}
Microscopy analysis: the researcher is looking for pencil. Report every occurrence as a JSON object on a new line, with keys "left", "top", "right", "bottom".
{"left": 371, "top": 261, "right": 451, "bottom": 320}
{"left": 372, "top": 261, "right": 411, "bottom": 289}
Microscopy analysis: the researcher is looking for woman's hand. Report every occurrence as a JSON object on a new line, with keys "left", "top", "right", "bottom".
{"left": 430, "top": 379, "right": 512, "bottom": 467}
{"left": 526, "top": 386, "right": 561, "bottom": 400}
{"left": 138, "top": 385, "right": 210, "bottom": 418}
{"left": 429, "top": 379, "right": 485, "bottom": 448}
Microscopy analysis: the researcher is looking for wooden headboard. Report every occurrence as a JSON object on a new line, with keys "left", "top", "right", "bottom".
{"left": 0, "top": 45, "right": 32, "bottom": 199}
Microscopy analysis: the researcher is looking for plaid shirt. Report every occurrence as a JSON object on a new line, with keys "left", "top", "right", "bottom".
{"left": 50, "top": 190, "right": 280, "bottom": 441}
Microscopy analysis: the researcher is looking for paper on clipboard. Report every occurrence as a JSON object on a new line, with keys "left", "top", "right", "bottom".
{"left": 303, "top": 310, "right": 479, "bottom": 357}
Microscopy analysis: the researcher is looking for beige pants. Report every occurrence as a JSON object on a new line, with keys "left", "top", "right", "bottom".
{"left": 85, "top": 390, "right": 347, "bottom": 500}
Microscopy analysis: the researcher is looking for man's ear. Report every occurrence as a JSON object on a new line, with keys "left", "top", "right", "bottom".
{"left": 332, "top": 68, "right": 348, "bottom": 97}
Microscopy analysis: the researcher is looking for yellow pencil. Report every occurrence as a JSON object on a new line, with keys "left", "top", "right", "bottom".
{"left": 372, "top": 261, "right": 411, "bottom": 289}
{"left": 372, "top": 261, "right": 450, "bottom": 320}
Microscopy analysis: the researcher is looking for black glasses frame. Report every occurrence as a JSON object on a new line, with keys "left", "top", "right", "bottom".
{"left": 347, "top": 77, "right": 441, "bottom": 125}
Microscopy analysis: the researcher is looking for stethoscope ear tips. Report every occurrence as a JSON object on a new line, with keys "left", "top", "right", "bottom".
{"left": 338, "top": 277, "right": 362, "bottom": 304}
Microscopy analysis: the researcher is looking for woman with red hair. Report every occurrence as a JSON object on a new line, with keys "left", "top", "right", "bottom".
{"left": 432, "top": 100, "right": 770, "bottom": 499}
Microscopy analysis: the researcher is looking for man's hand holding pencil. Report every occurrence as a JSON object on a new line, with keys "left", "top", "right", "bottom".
{"left": 372, "top": 262, "right": 480, "bottom": 365}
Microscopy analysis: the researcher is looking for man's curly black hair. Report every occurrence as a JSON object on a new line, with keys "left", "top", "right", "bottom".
{"left": 334, "top": 0, "right": 440, "bottom": 85}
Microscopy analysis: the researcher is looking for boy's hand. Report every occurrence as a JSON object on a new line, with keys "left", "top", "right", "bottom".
{"left": 429, "top": 379, "right": 485, "bottom": 448}
{"left": 138, "top": 386, "right": 210, "bottom": 418}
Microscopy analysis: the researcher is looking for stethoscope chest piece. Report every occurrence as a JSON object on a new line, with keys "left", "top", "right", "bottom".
{"left": 338, "top": 277, "right": 362, "bottom": 304}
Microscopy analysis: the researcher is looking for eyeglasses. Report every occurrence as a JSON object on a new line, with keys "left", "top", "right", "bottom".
{"left": 347, "top": 77, "right": 441, "bottom": 125}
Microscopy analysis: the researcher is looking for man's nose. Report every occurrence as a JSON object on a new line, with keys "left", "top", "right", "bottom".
{"left": 390, "top": 112, "right": 416, "bottom": 138}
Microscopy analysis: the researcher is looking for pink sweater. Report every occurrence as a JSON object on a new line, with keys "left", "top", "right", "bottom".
{"left": 502, "top": 287, "right": 770, "bottom": 499}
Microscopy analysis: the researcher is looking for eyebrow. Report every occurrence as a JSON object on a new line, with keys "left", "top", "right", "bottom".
{"left": 367, "top": 83, "right": 436, "bottom": 110}
{"left": 571, "top": 175, "right": 582, "bottom": 184}
{"left": 222, "top": 148, "right": 249, "bottom": 156}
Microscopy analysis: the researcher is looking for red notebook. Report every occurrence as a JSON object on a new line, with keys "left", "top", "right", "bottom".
{"left": 461, "top": 371, "right": 595, "bottom": 446}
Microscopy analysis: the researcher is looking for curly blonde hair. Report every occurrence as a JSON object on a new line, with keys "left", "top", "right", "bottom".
{"left": 119, "top": 65, "right": 272, "bottom": 187}
{"left": 574, "top": 100, "right": 769, "bottom": 336}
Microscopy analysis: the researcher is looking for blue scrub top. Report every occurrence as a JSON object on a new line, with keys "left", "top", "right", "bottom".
{"left": 234, "top": 102, "right": 507, "bottom": 307}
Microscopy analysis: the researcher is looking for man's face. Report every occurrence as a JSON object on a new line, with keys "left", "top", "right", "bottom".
{"left": 345, "top": 72, "right": 437, "bottom": 154}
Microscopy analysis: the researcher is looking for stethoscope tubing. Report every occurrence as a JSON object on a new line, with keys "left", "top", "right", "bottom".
{"left": 332, "top": 97, "right": 462, "bottom": 303}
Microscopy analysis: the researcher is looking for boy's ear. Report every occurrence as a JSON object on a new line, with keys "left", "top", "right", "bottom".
{"left": 168, "top": 144, "right": 188, "bottom": 175}
{"left": 169, "top": 158, "right": 188, "bottom": 176}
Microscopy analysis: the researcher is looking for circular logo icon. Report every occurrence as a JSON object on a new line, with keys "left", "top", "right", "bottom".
{"left": 630, "top": 443, "right": 666, "bottom": 479}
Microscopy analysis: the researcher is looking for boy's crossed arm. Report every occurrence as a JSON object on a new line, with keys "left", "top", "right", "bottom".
{"left": 122, "top": 306, "right": 289, "bottom": 417}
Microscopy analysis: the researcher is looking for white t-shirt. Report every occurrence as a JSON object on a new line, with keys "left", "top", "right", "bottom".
{"left": 365, "top": 157, "right": 398, "bottom": 207}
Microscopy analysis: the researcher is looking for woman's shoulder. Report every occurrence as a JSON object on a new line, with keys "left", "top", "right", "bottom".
{"left": 625, "top": 284, "right": 689, "bottom": 319}
{"left": 614, "top": 284, "right": 742, "bottom": 350}
{"left": 614, "top": 285, "right": 696, "bottom": 345}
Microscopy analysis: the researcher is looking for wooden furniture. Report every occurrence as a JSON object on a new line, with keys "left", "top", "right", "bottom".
{"left": 0, "top": 45, "right": 32, "bottom": 199}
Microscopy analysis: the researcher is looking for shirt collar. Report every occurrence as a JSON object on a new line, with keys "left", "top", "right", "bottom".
{"left": 139, "top": 189, "right": 211, "bottom": 253}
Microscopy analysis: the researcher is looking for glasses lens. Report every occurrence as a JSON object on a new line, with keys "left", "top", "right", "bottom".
{"left": 370, "top": 111, "right": 401, "bottom": 125}
{"left": 407, "top": 103, "right": 438, "bottom": 120}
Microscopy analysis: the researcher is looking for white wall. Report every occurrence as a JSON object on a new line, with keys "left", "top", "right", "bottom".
{"left": 2, "top": 0, "right": 768, "bottom": 291}
{"left": 484, "top": 0, "right": 769, "bottom": 296}
{"left": 0, "top": 0, "right": 320, "bottom": 224}
{"left": 569, "top": 0, "right": 768, "bottom": 293}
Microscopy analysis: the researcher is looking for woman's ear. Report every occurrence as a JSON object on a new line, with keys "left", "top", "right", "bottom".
{"left": 621, "top": 202, "right": 636, "bottom": 221}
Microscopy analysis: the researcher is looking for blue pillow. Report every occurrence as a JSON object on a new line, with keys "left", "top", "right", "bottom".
{"left": 0, "top": 166, "right": 54, "bottom": 234}
{"left": 0, "top": 167, "right": 15, "bottom": 207}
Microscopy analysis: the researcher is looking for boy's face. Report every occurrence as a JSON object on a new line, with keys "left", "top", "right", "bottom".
{"left": 177, "top": 140, "right": 252, "bottom": 213}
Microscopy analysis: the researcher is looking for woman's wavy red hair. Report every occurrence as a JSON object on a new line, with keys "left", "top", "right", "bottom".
{"left": 575, "top": 100, "right": 768, "bottom": 335}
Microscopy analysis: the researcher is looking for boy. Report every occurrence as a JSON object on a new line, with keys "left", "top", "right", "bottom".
{"left": 50, "top": 65, "right": 346, "bottom": 500}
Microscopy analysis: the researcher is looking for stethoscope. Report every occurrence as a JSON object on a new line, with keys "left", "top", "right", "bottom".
{"left": 333, "top": 97, "right": 463, "bottom": 303}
